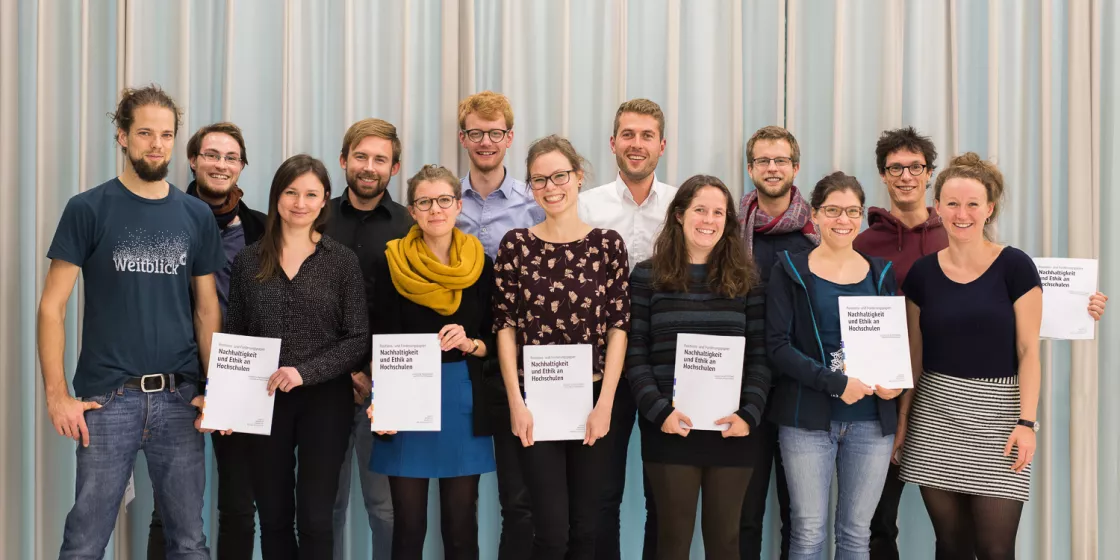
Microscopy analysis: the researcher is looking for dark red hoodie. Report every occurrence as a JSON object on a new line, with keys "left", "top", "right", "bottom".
{"left": 853, "top": 206, "right": 948, "bottom": 294}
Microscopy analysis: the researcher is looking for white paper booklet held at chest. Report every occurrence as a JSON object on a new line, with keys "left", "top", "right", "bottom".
{"left": 371, "top": 333, "right": 442, "bottom": 432}
{"left": 523, "top": 344, "right": 594, "bottom": 441}
{"left": 837, "top": 296, "right": 913, "bottom": 389}
{"left": 672, "top": 334, "right": 745, "bottom": 431}
{"left": 201, "top": 333, "right": 281, "bottom": 435}
{"left": 1033, "top": 257, "right": 1099, "bottom": 340}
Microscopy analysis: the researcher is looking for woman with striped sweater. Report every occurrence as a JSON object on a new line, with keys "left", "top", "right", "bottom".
{"left": 625, "top": 175, "right": 771, "bottom": 560}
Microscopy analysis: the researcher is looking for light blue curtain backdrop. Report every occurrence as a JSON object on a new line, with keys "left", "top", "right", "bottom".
{"left": 1, "top": 1, "right": 1115, "bottom": 559}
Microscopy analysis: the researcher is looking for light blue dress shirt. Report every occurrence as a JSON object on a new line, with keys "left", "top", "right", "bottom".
{"left": 458, "top": 168, "right": 546, "bottom": 258}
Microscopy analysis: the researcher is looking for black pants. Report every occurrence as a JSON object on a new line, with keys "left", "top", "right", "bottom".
{"left": 645, "top": 463, "right": 753, "bottom": 560}
{"left": 492, "top": 418, "right": 534, "bottom": 560}
{"left": 739, "top": 420, "right": 790, "bottom": 560}
{"left": 148, "top": 431, "right": 257, "bottom": 560}
{"left": 251, "top": 374, "right": 353, "bottom": 560}
{"left": 595, "top": 376, "right": 658, "bottom": 560}
{"left": 519, "top": 382, "right": 613, "bottom": 560}
{"left": 388, "top": 475, "right": 480, "bottom": 560}
{"left": 869, "top": 461, "right": 905, "bottom": 560}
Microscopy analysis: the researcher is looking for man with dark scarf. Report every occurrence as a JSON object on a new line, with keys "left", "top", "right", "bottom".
{"left": 148, "top": 122, "right": 266, "bottom": 560}
{"left": 736, "top": 126, "right": 818, "bottom": 560}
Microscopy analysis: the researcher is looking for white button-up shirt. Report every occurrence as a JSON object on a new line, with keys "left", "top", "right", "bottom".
{"left": 578, "top": 174, "right": 677, "bottom": 269}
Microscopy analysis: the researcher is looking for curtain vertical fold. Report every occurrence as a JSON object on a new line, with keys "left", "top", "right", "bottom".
{"left": 1, "top": 2, "right": 1114, "bottom": 558}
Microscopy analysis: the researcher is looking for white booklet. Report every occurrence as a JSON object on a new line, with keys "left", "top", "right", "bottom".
{"left": 201, "top": 333, "right": 281, "bottom": 435}
{"left": 371, "top": 334, "right": 442, "bottom": 432}
{"left": 672, "top": 334, "right": 745, "bottom": 431}
{"left": 837, "top": 296, "right": 913, "bottom": 389}
{"left": 523, "top": 344, "right": 594, "bottom": 442}
{"left": 1033, "top": 257, "right": 1099, "bottom": 340}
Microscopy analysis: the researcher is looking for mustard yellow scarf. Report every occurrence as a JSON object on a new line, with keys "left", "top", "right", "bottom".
{"left": 385, "top": 225, "right": 484, "bottom": 316}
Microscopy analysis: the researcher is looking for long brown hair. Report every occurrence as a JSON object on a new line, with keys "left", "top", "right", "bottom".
{"left": 256, "top": 154, "right": 332, "bottom": 282}
{"left": 651, "top": 175, "right": 754, "bottom": 297}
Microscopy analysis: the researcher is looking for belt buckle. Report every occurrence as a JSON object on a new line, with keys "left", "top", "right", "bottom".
{"left": 140, "top": 373, "right": 166, "bottom": 393}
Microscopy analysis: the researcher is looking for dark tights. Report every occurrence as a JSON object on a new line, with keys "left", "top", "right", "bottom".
{"left": 389, "top": 475, "right": 481, "bottom": 560}
{"left": 920, "top": 487, "right": 1023, "bottom": 560}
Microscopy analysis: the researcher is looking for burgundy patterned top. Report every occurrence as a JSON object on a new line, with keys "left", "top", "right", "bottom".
{"left": 493, "top": 228, "right": 631, "bottom": 382}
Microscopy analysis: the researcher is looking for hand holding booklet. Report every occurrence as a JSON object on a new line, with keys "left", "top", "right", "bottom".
{"left": 672, "top": 334, "right": 745, "bottom": 431}
{"left": 371, "top": 334, "right": 442, "bottom": 432}
{"left": 523, "top": 344, "right": 593, "bottom": 442}
{"left": 837, "top": 296, "right": 913, "bottom": 389}
{"left": 1033, "top": 257, "right": 1099, "bottom": 340}
{"left": 201, "top": 333, "right": 281, "bottom": 435}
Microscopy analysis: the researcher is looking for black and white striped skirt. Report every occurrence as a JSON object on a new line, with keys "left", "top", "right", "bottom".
{"left": 898, "top": 371, "right": 1031, "bottom": 502}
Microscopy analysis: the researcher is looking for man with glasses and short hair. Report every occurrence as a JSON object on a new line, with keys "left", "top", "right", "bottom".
{"left": 579, "top": 98, "right": 677, "bottom": 560}
{"left": 146, "top": 121, "right": 267, "bottom": 559}
{"left": 737, "top": 125, "right": 820, "bottom": 560}
{"left": 456, "top": 91, "right": 545, "bottom": 258}
{"left": 327, "top": 118, "right": 412, "bottom": 560}
{"left": 455, "top": 91, "right": 543, "bottom": 560}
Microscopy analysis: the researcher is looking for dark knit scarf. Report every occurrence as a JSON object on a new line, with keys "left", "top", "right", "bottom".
{"left": 187, "top": 180, "right": 243, "bottom": 229}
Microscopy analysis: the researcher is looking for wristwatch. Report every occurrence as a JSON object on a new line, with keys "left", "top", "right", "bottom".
{"left": 1017, "top": 419, "right": 1040, "bottom": 432}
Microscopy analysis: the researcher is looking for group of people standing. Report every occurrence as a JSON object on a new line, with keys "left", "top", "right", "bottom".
{"left": 40, "top": 84, "right": 1107, "bottom": 560}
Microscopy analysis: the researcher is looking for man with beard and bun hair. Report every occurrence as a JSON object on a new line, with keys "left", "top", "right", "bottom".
{"left": 737, "top": 125, "right": 819, "bottom": 560}
{"left": 455, "top": 91, "right": 543, "bottom": 560}
{"left": 327, "top": 118, "right": 411, "bottom": 560}
{"left": 146, "top": 122, "right": 266, "bottom": 560}
{"left": 579, "top": 98, "right": 677, "bottom": 560}
{"left": 40, "top": 85, "right": 223, "bottom": 559}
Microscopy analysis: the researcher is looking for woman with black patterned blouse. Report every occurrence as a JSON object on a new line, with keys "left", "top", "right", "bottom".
{"left": 225, "top": 155, "right": 369, "bottom": 559}
{"left": 492, "top": 135, "right": 631, "bottom": 560}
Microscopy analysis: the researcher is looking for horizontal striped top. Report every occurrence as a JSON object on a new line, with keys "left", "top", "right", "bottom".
{"left": 625, "top": 261, "right": 771, "bottom": 467}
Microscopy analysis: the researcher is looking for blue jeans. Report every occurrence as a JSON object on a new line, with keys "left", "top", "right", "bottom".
{"left": 779, "top": 422, "right": 893, "bottom": 560}
{"left": 60, "top": 383, "right": 208, "bottom": 560}
{"left": 333, "top": 401, "right": 394, "bottom": 560}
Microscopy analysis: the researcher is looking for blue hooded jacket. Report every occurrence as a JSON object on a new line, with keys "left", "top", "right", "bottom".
{"left": 764, "top": 248, "right": 901, "bottom": 434}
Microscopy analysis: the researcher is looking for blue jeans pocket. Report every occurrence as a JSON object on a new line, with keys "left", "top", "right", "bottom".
{"left": 174, "top": 382, "right": 200, "bottom": 406}
{"left": 83, "top": 391, "right": 116, "bottom": 408}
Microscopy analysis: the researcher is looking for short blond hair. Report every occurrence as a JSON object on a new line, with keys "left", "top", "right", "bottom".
{"left": 613, "top": 98, "right": 665, "bottom": 138}
{"left": 746, "top": 126, "right": 801, "bottom": 164}
{"left": 341, "top": 118, "right": 401, "bottom": 165}
{"left": 458, "top": 91, "right": 514, "bottom": 130}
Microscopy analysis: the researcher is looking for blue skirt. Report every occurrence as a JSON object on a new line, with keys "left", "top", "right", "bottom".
{"left": 370, "top": 360, "right": 496, "bottom": 478}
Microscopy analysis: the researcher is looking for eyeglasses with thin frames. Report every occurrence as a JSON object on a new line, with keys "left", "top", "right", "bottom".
{"left": 751, "top": 157, "right": 795, "bottom": 168}
{"left": 198, "top": 152, "right": 243, "bottom": 166}
{"left": 818, "top": 205, "right": 864, "bottom": 219}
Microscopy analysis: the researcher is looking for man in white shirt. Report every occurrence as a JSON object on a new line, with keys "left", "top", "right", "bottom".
{"left": 579, "top": 98, "right": 677, "bottom": 559}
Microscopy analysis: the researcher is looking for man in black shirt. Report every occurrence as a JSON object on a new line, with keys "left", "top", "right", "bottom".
{"left": 326, "top": 118, "right": 412, "bottom": 560}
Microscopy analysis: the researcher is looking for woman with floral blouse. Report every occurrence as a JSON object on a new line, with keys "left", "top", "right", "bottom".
{"left": 492, "top": 135, "right": 631, "bottom": 560}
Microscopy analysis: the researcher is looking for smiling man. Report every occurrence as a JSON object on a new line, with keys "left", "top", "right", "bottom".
{"left": 326, "top": 118, "right": 412, "bottom": 560}
{"left": 579, "top": 98, "right": 677, "bottom": 560}
{"left": 40, "top": 85, "right": 223, "bottom": 559}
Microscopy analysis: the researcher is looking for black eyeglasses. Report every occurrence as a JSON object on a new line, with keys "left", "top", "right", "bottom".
{"left": 412, "top": 195, "right": 459, "bottom": 211}
{"left": 818, "top": 205, "right": 864, "bottom": 219}
{"left": 529, "top": 170, "right": 574, "bottom": 190}
{"left": 462, "top": 129, "right": 510, "bottom": 143}
{"left": 751, "top": 157, "right": 795, "bottom": 168}
{"left": 198, "top": 152, "right": 243, "bottom": 166}
{"left": 885, "top": 163, "right": 929, "bottom": 177}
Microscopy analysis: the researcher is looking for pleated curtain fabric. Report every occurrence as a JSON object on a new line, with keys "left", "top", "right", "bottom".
{"left": 0, "top": 1, "right": 1114, "bottom": 558}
